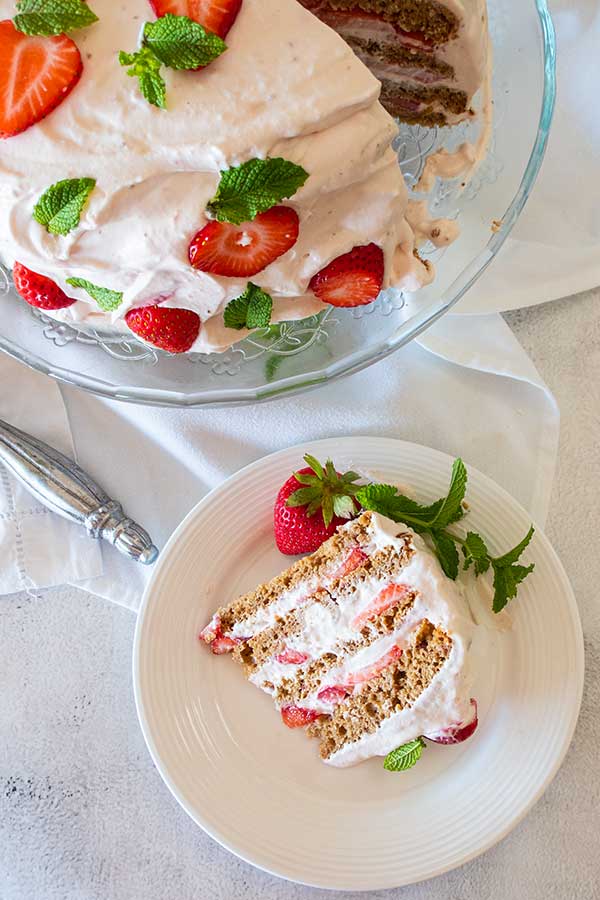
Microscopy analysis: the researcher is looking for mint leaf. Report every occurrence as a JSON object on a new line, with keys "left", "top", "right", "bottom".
{"left": 33, "top": 178, "right": 95, "bottom": 236}
{"left": 431, "top": 530, "right": 459, "bottom": 580}
{"left": 207, "top": 158, "right": 309, "bottom": 225}
{"left": 384, "top": 738, "right": 425, "bottom": 772}
{"left": 493, "top": 525, "right": 535, "bottom": 567}
{"left": 492, "top": 562, "right": 535, "bottom": 613}
{"left": 66, "top": 277, "right": 123, "bottom": 312}
{"left": 223, "top": 283, "right": 273, "bottom": 331}
{"left": 462, "top": 531, "right": 490, "bottom": 575}
{"left": 356, "top": 483, "right": 443, "bottom": 532}
{"left": 119, "top": 47, "right": 166, "bottom": 109}
{"left": 144, "top": 14, "right": 226, "bottom": 69}
{"left": 490, "top": 526, "right": 535, "bottom": 612}
{"left": 14, "top": 0, "right": 98, "bottom": 35}
{"left": 429, "top": 458, "right": 467, "bottom": 529}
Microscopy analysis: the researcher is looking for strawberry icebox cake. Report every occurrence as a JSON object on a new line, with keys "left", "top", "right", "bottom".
{"left": 0, "top": 0, "right": 489, "bottom": 355}
{"left": 200, "top": 453, "right": 535, "bottom": 769}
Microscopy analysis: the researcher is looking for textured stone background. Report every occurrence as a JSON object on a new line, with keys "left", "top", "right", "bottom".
{"left": 1, "top": 289, "right": 599, "bottom": 900}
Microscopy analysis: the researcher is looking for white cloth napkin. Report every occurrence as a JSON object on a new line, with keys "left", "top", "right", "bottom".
{"left": 61, "top": 313, "right": 558, "bottom": 611}
{"left": 456, "top": 0, "right": 600, "bottom": 313}
{"left": 0, "top": 356, "right": 103, "bottom": 595}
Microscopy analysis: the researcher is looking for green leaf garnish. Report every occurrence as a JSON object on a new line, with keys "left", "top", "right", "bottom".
{"left": 286, "top": 453, "right": 361, "bottom": 528}
{"left": 33, "top": 178, "right": 96, "bottom": 236}
{"left": 143, "top": 14, "right": 226, "bottom": 69}
{"left": 223, "top": 283, "right": 273, "bottom": 331}
{"left": 14, "top": 0, "right": 98, "bottom": 35}
{"left": 66, "top": 277, "right": 123, "bottom": 312}
{"left": 119, "top": 47, "right": 166, "bottom": 109}
{"left": 119, "top": 14, "right": 225, "bottom": 109}
{"left": 356, "top": 459, "right": 535, "bottom": 613}
{"left": 207, "top": 158, "right": 309, "bottom": 225}
{"left": 384, "top": 738, "right": 425, "bottom": 772}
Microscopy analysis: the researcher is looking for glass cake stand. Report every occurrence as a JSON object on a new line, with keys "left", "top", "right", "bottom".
{"left": 0, "top": 0, "right": 555, "bottom": 408}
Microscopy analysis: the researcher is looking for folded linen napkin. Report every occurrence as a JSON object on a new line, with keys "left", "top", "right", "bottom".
{"left": 0, "top": 356, "right": 103, "bottom": 595}
{"left": 456, "top": 0, "right": 600, "bottom": 313}
{"left": 62, "top": 313, "right": 559, "bottom": 611}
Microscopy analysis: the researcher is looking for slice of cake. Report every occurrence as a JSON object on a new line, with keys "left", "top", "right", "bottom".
{"left": 298, "top": 1, "right": 489, "bottom": 125}
{"left": 200, "top": 510, "right": 476, "bottom": 767}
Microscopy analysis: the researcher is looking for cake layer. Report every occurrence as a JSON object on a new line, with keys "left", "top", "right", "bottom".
{"left": 200, "top": 510, "right": 475, "bottom": 767}
{"left": 307, "top": 619, "right": 452, "bottom": 759}
{"left": 299, "top": 0, "right": 489, "bottom": 126}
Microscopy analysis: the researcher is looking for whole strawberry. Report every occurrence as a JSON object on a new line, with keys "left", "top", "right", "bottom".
{"left": 274, "top": 454, "right": 360, "bottom": 555}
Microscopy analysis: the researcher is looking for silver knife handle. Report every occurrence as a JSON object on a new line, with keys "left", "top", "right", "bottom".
{"left": 0, "top": 418, "right": 158, "bottom": 565}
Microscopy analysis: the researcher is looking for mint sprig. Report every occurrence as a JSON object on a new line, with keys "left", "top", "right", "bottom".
{"left": 224, "top": 283, "right": 273, "bottom": 331}
{"left": 66, "top": 277, "right": 123, "bottom": 312}
{"left": 119, "top": 15, "right": 226, "bottom": 109}
{"left": 14, "top": 0, "right": 98, "bottom": 36}
{"left": 119, "top": 47, "right": 167, "bottom": 109}
{"left": 207, "top": 158, "right": 309, "bottom": 225}
{"left": 356, "top": 458, "right": 535, "bottom": 613}
{"left": 144, "top": 15, "right": 225, "bottom": 69}
{"left": 33, "top": 178, "right": 95, "bottom": 236}
{"left": 383, "top": 738, "right": 425, "bottom": 772}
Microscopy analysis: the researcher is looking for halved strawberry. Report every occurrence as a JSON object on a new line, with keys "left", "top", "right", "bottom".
{"left": 189, "top": 206, "right": 299, "bottom": 278}
{"left": 281, "top": 706, "right": 321, "bottom": 728}
{"left": 317, "top": 685, "right": 349, "bottom": 705}
{"left": 334, "top": 548, "right": 368, "bottom": 580}
{"left": 345, "top": 643, "right": 403, "bottom": 686}
{"left": 352, "top": 583, "right": 412, "bottom": 631}
{"left": 0, "top": 21, "right": 82, "bottom": 139}
{"left": 426, "top": 699, "right": 478, "bottom": 744}
{"left": 125, "top": 306, "right": 201, "bottom": 353}
{"left": 309, "top": 243, "right": 384, "bottom": 308}
{"left": 149, "top": 0, "right": 243, "bottom": 38}
{"left": 276, "top": 648, "right": 310, "bottom": 665}
{"left": 13, "top": 263, "right": 76, "bottom": 310}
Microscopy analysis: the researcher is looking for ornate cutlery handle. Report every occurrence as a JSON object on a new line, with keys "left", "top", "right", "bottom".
{"left": 0, "top": 418, "right": 158, "bottom": 565}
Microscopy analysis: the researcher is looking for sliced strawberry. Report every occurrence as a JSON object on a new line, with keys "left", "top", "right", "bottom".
{"left": 13, "top": 263, "right": 76, "bottom": 311}
{"left": 125, "top": 306, "right": 200, "bottom": 354}
{"left": 309, "top": 243, "right": 384, "bottom": 308}
{"left": 281, "top": 706, "right": 321, "bottom": 728}
{"left": 334, "top": 548, "right": 368, "bottom": 580}
{"left": 345, "top": 643, "right": 403, "bottom": 686}
{"left": 149, "top": 0, "right": 242, "bottom": 38}
{"left": 189, "top": 206, "right": 299, "bottom": 278}
{"left": 426, "top": 699, "right": 478, "bottom": 745}
{"left": 276, "top": 648, "right": 310, "bottom": 665}
{"left": 211, "top": 635, "right": 240, "bottom": 654}
{"left": 317, "top": 685, "right": 350, "bottom": 705}
{"left": 352, "top": 583, "right": 412, "bottom": 630}
{"left": 0, "top": 21, "right": 82, "bottom": 139}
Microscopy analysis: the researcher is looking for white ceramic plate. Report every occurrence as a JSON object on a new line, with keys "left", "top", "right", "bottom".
{"left": 134, "top": 437, "right": 583, "bottom": 891}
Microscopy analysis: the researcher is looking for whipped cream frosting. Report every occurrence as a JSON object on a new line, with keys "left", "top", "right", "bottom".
{"left": 0, "top": 0, "right": 425, "bottom": 353}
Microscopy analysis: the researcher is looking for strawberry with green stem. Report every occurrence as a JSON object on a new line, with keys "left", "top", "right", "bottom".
{"left": 274, "top": 454, "right": 361, "bottom": 555}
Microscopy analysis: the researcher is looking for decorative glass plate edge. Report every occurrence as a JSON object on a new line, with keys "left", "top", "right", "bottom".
{"left": 0, "top": 1, "right": 556, "bottom": 408}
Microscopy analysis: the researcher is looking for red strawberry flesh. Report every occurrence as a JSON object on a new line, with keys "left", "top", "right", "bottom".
{"left": 317, "top": 685, "right": 350, "bottom": 705}
{"left": 352, "top": 583, "right": 412, "bottom": 630}
{"left": 426, "top": 699, "right": 479, "bottom": 744}
{"left": 13, "top": 262, "right": 76, "bottom": 310}
{"left": 189, "top": 206, "right": 299, "bottom": 278}
{"left": 281, "top": 705, "right": 321, "bottom": 728}
{"left": 276, "top": 648, "right": 310, "bottom": 665}
{"left": 125, "top": 306, "right": 200, "bottom": 354}
{"left": 0, "top": 21, "right": 82, "bottom": 139}
{"left": 149, "top": 0, "right": 243, "bottom": 38}
{"left": 334, "top": 548, "right": 368, "bottom": 579}
{"left": 309, "top": 243, "right": 384, "bottom": 308}
{"left": 344, "top": 643, "right": 403, "bottom": 686}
